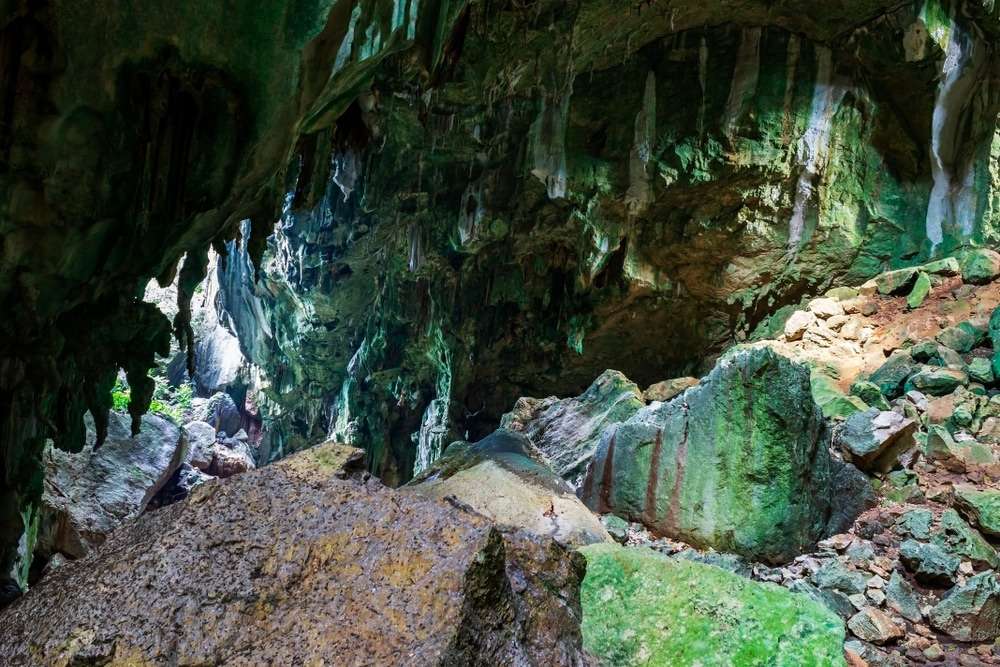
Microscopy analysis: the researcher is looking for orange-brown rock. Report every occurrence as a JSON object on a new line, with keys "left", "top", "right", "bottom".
{"left": 0, "top": 443, "right": 586, "bottom": 666}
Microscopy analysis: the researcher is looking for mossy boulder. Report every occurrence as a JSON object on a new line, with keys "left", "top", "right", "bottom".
{"left": 954, "top": 487, "right": 1000, "bottom": 538}
{"left": 959, "top": 248, "right": 1000, "bottom": 285}
{"left": 990, "top": 306, "right": 1000, "bottom": 379}
{"left": 579, "top": 544, "right": 846, "bottom": 666}
{"left": 931, "top": 509, "right": 999, "bottom": 569}
{"left": 580, "top": 346, "right": 873, "bottom": 563}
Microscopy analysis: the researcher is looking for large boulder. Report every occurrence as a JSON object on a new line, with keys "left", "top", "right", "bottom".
{"left": 501, "top": 370, "right": 644, "bottom": 487}
{"left": 38, "top": 411, "right": 187, "bottom": 559}
{"left": 407, "top": 430, "right": 611, "bottom": 547}
{"left": 580, "top": 346, "right": 873, "bottom": 563}
{"left": 0, "top": 444, "right": 587, "bottom": 665}
{"left": 579, "top": 543, "right": 845, "bottom": 665}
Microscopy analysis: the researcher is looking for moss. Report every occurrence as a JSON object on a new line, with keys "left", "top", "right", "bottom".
{"left": 580, "top": 544, "right": 846, "bottom": 666}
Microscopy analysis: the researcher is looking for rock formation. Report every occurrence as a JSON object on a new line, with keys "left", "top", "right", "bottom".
{"left": 579, "top": 346, "right": 872, "bottom": 563}
{"left": 0, "top": 443, "right": 587, "bottom": 665}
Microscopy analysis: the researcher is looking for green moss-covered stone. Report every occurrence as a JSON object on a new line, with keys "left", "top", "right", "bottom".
{"left": 936, "top": 322, "right": 986, "bottom": 353}
{"left": 954, "top": 487, "right": 1000, "bottom": 539}
{"left": 959, "top": 248, "right": 1000, "bottom": 285}
{"left": 968, "top": 357, "right": 995, "bottom": 385}
{"left": 990, "top": 307, "right": 1000, "bottom": 379}
{"left": 907, "top": 367, "right": 968, "bottom": 396}
{"left": 580, "top": 544, "right": 846, "bottom": 667}
{"left": 899, "top": 539, "right": 959, "bottom": 586}
{"left": 907, "top": 272, "right": 932, "bottom": 309}
{"left": 849, "top": 380, "right": 891, "bottom": 410}
{"left": 932, "top": 509, "right": 1000, "bottom": 569}
{"left": 910, "top": 340, "right": 940, "bottom": 362}
{"left": 886, "top": 571, "right": 923, "bottom": 623}
{"left": 581, "top": 347, "right": 872, "bottom": 563}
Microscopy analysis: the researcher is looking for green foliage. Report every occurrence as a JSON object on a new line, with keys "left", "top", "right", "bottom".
{"left": 113, "top": 370, "right": 193, "bottom": 423}
{"left": 111, "top": 379, "right": 131, "bottom": 412}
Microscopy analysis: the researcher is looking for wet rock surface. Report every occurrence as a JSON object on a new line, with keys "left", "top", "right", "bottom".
{"left": 0, "top": 444, "right": 587, "bottom": 666}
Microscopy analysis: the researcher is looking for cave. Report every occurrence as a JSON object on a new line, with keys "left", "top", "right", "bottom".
{"left": 1, "top": 0, "right": 1000, "bottom": 664}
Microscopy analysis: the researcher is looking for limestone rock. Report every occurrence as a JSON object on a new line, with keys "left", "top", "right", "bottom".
{"left": 954, "top": 487, "right": 1000, "bottom": 539}
{"left": 183, "top": 421, "right": 216, "bottom": 471}
{"left": 848, "top": 607, "right": 904, "bottom": 645}
{"left": 193, "top": 392, "right": 242, "bottom": 436}
{"left": 642, "top": 377, "right": 699, "bottom": 403}
{"left": 501, "top": 370, "right": 644, "bottom": 487}
{"left": 38, "top": 412, "right": 187, "bottom": 559}
{"left": 809, "top": 298, "right": 844, "bottom": 319}
{"left": 925, "top": 426, "right": 996, "bottom": 472}
{"left": 208, "top": 442, "right": 256, "bottom": 478}
{"left": 149, "top": 463, "right": 216, "bottom": 508}
{"left": 407, "top": 430, "right": 611, "bottom": 547}
{"left": 835, "top": 408, "right": 917, "bottom": 473}
{"left": 580, "top": 346, "right": 871, "bottom": 563}
{"left": 959, "top": 248, "right": 1000, "bottom": 285}
{"left": 580, "top": 544, "right": 845, "bottom": 665}
{"left": 784, "top": 310, "right": 817, "bottom": 341}
{"left": 0, "top": 444, "right": 587, "bottom": 665}
{"left": 929, "top": 571, "right": 1000, "bottom": 642}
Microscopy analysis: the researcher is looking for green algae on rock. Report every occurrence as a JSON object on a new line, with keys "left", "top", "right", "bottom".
{"left": 579, "top": 543, "right": 846, "bottom": 667}
{"left": 580, "top": 346, "right": 873, "bottom": 563}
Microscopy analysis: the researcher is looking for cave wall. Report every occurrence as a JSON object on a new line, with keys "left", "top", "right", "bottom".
{"left": 215, "top": 1, "right": 1000, "bottom": 485}
{"left": 0, "top": 0, "right": 998, "bottom": 595}
{"left": 0, "top": 0, "right": 460, "bottom": 595}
